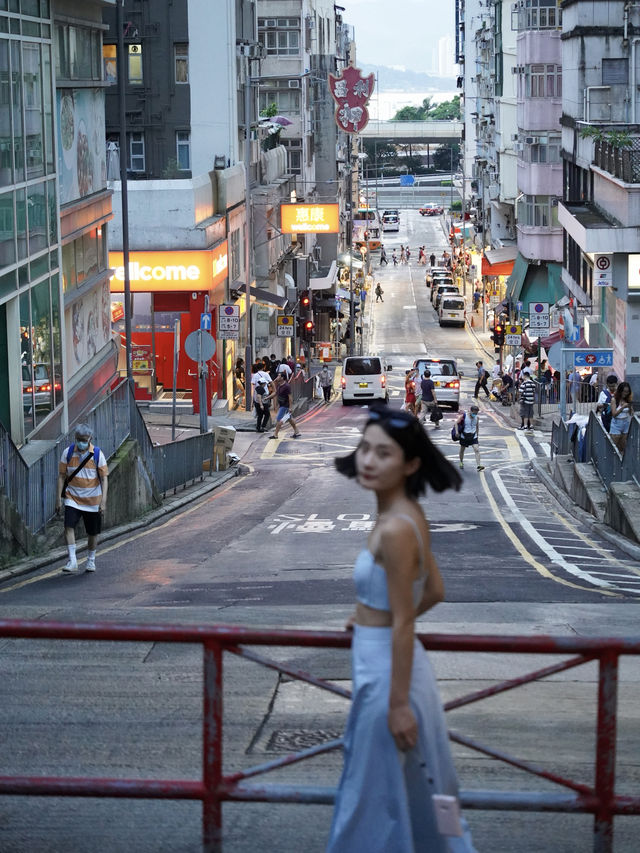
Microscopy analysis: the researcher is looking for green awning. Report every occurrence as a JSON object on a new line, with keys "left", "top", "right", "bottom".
{"left": 506, "top": 255, "right": 565, "bottom": 309}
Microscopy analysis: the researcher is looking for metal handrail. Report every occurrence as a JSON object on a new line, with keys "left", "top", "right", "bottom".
{"left": 0, "top": 619, "right": 637, "bottom": 852}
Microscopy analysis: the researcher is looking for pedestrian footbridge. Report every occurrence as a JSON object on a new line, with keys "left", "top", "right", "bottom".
{"left": 360, "top": 120, "right": 463, "bottom": 144}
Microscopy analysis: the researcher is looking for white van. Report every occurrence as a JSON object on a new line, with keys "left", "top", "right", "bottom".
{"left": 439, "top": 295, "right": 466, "bottom": 327}
{"left": 341, "top": 356, "right": 392, "bottom": 405}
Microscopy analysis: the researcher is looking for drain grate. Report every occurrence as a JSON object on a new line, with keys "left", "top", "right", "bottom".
{"left": 265, "top": 728, "right": 342, "bottom": 753}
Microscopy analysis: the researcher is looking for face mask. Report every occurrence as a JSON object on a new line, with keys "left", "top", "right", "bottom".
{"left": 76, "top": 440, "right": 89, "bottom": 451}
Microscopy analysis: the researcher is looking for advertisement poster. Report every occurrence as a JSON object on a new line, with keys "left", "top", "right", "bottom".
{"left": 56, "top": 88, "right": 106, "bottom": 204}
{"left": 65, "top": 281, "right": 111, "bottom": 374}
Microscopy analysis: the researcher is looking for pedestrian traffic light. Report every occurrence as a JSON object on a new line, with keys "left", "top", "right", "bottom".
{"left": 491, "top": 323, "right": 504, "bottom": 349}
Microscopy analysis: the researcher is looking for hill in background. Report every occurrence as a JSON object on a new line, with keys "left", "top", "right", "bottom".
{"left": 360, "top": 63, "right": 457, "bottom": 92}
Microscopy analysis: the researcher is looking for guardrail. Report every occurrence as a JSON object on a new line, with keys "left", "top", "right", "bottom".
{"left": 152, "top": 431, "right": 216, "bottom": 495}
{"left": 0, "top": 620, "right": 637, "bottom": 852}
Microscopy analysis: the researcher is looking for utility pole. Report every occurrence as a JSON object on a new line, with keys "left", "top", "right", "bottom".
{"left": 347, "top": 135, "right": 355, "bottom": 357}
{"left": 116, "top": 0, "right": 132, "bottom": 388}
{"left": 243, "top": 51, "right": 254, "bottom": 412}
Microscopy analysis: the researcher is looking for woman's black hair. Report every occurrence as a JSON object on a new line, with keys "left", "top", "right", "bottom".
{"left": 614, "top": 382, "right": 633, "bottom": 407}
{"left": 335, "top": 405, "right": 462, "bottom": 497}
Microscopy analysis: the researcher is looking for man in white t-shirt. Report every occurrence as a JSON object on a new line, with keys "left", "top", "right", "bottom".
{"left": 596, "top": 374, "right": 618, "bottom": 433}
{"left": 277, "top": 361, "right": 292, "bottom": 380}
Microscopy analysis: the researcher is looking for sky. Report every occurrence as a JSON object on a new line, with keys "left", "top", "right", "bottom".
{"left": 341, "top": 0, "right": 453, "bottom": 75}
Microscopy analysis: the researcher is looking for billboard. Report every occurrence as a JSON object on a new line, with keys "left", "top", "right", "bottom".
{"left": 281, "top": 204, "right": 340, "bottom": 234}
{"left": 109, "top": 242, "right": 228, "bottom": 292}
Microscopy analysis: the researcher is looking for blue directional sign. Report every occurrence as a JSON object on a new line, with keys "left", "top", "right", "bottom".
{"left": 574, "top": 350, "right": 614, "bottom": 367}
{"left": 200, "top": 312, "right": 212, "bottom": 331}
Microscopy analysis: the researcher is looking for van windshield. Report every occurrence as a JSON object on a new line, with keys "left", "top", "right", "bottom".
{"left": 345, "top": 358, "right": 382, "bottom": 375}
{"left": 417, "top": 360, "right": 456, "bottom": 377}
{"left": 442, "top": 299, "right": 465, "bottom": 310}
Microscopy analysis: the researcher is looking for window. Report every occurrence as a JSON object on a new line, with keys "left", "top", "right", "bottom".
{"left": 520, "top": 195, "right": 559, "bottom": 228}
{"left": 230, "top": 228, "right": 241, "bottom": 281}
{"left": 128, "top": 44, "right": 142, "bottom": 85}
{"left": 176, "top": 131, "right": 190, "bottom": 170}
{"left": 103, "top": 44, "right": 116, "bottom": 83}
{"left": 129, "top": 132, "right": 144, "bottom": 171}
{"left": 258, "top": 18, "right": 300, "bottom": 56}
{"left": 525, "top": 134, "right": 561, "bottom": 164}
{"left": 174, "top": 43, "right": 188, "bottom": 83}
{"left": 280, "top": 138, "right": 301, "bottom": 174}
{"left": 526, "top": 63, "right": 561, "bottom": 98}
{"left": 259, "top": 88, "right": 301, "bottom": 114}
{"left": 518, "top": 0, "right": 561, "bottom": 30}
{"left": 55, "top": 24, "right": 102, "bottom": 81}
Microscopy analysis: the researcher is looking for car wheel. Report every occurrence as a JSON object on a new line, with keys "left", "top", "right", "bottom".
{"left": 342, "top": 396, "right": 351, "bottom": 406}
{"left": 451, "top": 403, "right": 459, "bottom": 412}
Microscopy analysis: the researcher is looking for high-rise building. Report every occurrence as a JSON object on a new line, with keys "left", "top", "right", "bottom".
{"left": 438, "top": 35, "right": 457, "bottom": 79}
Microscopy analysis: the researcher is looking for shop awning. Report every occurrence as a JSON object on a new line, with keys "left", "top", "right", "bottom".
{"left": 506, "top": 256, "right": 565, "bottom": 309}
{"left": 481, "top": 246, "right": 518, "bottom": 276}
{"left": 309, "top": 260, "right": 337, "bottom": 291}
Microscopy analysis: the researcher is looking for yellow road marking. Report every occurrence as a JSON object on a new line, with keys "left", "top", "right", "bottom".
{"left": 549, "top": 509, "right": 640, "bottom": 578}
{"left": 478, "top": 468, "right": 618, "bottom": 596}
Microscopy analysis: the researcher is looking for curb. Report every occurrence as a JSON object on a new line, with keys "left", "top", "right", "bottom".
{"left": 530, "top": 457, "right": 640, "bottom": 562}
{"left": 0, "top": 466, "right": 244, "bottom": 585}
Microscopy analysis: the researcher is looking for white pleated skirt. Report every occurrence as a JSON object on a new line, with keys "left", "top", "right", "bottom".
{"left": 327, "top": 625, "right": 478, "bottom": 853}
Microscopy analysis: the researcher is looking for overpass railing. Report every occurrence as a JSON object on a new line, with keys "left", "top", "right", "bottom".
{"left": 0, "top": 620, "right": 637, "bottom": 852}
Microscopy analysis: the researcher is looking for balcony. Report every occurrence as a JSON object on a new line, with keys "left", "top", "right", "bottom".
{"left": 593, "top": 138, "right": 640, "bottom": 184}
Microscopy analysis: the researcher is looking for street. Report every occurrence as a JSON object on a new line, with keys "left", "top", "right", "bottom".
{"left": 2, "top": 210, "right": 640, "bottom": 852}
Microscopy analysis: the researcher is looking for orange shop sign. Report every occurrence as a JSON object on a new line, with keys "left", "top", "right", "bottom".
{"left": 110, "top": 243, "right": 228, "bottom": 292}
{"left": 281, "top": 203, "right": 339, "bottom": 234}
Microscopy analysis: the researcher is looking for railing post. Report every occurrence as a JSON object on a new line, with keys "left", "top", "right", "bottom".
{"left": 593, "top": 651, "right": 618, "bottom": 853}
{"left": 203, "top": 640, "right": 223, "bottom": 853}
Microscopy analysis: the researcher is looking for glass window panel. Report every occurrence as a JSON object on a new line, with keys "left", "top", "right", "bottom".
{"left": 41, "top": 0, "right": 50, "bottom": 18}
{"left": 42, "top": 43, "right": 53, "bottom": 173}
{"left": 18, "top": 262, "right": 29, "bottom": 284}
{"left": 0, "top": 268, "right": 16, "bottom": 298}
{"left": 83, "top": 228, "right": 97, "bottom": 278}
{"left": 103, "top": 43, "right": 116, "bottom": 83}
{"left": 23, "top": 20, "right": 39, "bottom": 37}
{"left": 11, "top": 41, "right": 24, "bottom": 181}
{"left": 55, "top": 24, "right": 67, "bottom": 77}
{"left": 30, "top": 277, "right": 53, "bottom": 424}
{"left": 92, "top": 30, "right": 101, "bottom": 79}
{"left": 75, "top": 233, "right": 85, "bottom": 283}
{"left": 68, "top": 25, "right": 78, "bottom": 77}
{"left": 176, "top": 131, "right": 190, "bottom": 170}
{"left": 20, "top": 289, "right": 35, "bottom": 435}
{"left": 76, "top": 27, "right": 92, "bottom": 77}
{"left": 50, "top": 272, "right": 62, "bottom": 405}
{"left": 128, "top": 44, "right": 142, "bottom": 84}
{"left": 23, "top": 42, "right": 44, "bottom": 178}
{"left": 15, "top": 186, "right": 26, "bottom": 260}
{"left": 175, "top": 43, "right": 188, "bottom": 83}
{"left": 10, "top": 17, "right": 19, "bottom": 34}
{"left": 0, "top": 19, "right": 8, "bottom": 34}
{"left": 97, "top": 225, "right": 104, "bottom": 270}
{"left": 22, "top": 0, "right": 40, "bottom": 16}
{"left": 30, "top": 251, "right": 48, "bottom": 279}
{"left": 27, "top": 181, "right": 47, "bottom": 252}
{"left": 62, "top": 241, "right": 75, "bottom": 292}
{"left": 47, "top": 178, "right": 57, "bottom": 243}
{"left": 0, "top": 190, "right": 15, "bottom": 266}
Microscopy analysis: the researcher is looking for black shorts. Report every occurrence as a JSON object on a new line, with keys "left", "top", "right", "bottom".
{"left": 64, "top": 505, "right": 102, "bottom": 536}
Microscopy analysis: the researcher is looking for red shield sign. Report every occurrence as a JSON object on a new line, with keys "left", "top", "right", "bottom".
{"left": 328, "top": 65, "right": 375, "bottom": 134}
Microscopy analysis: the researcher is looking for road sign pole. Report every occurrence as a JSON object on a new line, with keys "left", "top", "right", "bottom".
{"left": 560, "top": 347, "right": 568, "bottom": 421}
{"left": 198, "top": 330, "right": 208, "bottom": 434}
{"left": 537, "top": 337, "right": 542, "bottom": 417}
{"left": 172, "top": 318, "right": 179, "bottom": 441}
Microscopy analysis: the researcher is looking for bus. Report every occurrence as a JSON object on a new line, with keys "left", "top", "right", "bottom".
{"left": 352, "top": 207, "right": 382, "bottom": 251}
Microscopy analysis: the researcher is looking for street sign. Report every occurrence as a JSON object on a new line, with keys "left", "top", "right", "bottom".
{"left": 277, "top": 315, "right": 294, "bottom": 338}
{"left": 184, "top": 329, "right": 216, "bottom": 363}
{"left": 506, "top": 324, "right": 522, "bottom": 334}
{"left": 218, "top": 304, "right": 239, "bottom": 340}
{"left": 574, "top": 349, "right": 614, "bottom": 367}
{"left": 531, "top": 302, "right": 549, "bottom": 314}
{"left": 530, "top": 314, "right": 550, "bottom": 332}
{"left": 594, "top": 254, "right": 612, "bottom": 287}
{"left": 200, "top": 312, "right": 212, "bottom": 331}
{"left": 505, "top": 334, "right": 521, "bottom": 346}
{"left": 516, "top": 301, "right": 523, "bottom": 312}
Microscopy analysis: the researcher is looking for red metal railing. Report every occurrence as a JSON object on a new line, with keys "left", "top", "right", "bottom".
{"left": 0, "top": 619, "right": 639, "bottom": 852}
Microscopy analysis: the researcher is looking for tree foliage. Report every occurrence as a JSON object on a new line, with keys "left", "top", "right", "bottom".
{"left": 392, "top": 95, "right": 461, "bottom": 121}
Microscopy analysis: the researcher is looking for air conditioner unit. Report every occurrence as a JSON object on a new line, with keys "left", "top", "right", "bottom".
{"left": 524, "top": 136, "right": 539, "bottom": 145}
{"left": 312, "top": 245, "right": 322, "bottom": 261}
{"left": 288, "top": 80, "right": 301, "bottom": 89}
{"left": 265, "top": 18, "right": 277, "bottom": 27}
{"left": 511, "top": 133, "right": 518, "bottom": 141}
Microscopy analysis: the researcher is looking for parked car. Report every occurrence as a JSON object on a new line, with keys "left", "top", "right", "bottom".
{"left": 22, "top": 363, "right": 58, "bottom": 413}
{"left": 382, "top": 209, "right": 400, "bottom": 219}
{"left": 439, "top": 295, "right": 466, "bottom": 327}
{"left": 413, "top": 357, "right": 462, "bottom": 411}
{"left": 431, "top": 282, "right": 457, "bottom": 307}
{"left": 419, "top": 204, "right": 444, "bottom": 216}
{"left": 341, "top": 355, "right": 392, "bottom": 405}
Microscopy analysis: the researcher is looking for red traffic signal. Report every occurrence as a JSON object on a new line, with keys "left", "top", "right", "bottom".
{"left": 300, "top": 290, "right": 311, "bottom": 308}
{"left": 303, "top": 319, "right": 314, "bottom": 331}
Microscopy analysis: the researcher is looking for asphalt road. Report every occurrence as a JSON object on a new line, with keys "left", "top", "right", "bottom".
{"left": 2, "top": 209, "right": 640, "bottom": 852}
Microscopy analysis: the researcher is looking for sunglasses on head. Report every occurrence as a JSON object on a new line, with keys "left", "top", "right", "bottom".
{"left": 367, "top": 408, "right": 417, "bottom": 430}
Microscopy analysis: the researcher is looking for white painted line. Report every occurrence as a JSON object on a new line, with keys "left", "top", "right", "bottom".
{"left": 540, "top": 442, "right": 551, "bottom": 457}
{"left": 514, "top": 428, "right": 537, "bottom": 461}
{"left": 491, "top": 466, "right": 614, "bottom": 589}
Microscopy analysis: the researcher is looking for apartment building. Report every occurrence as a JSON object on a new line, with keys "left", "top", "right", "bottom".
{"left": 558, "top": 0, "right": 640, "bottom": 393}
{"left": 102, "top": 0, "right": 263, "bottom": 408}
{"left": 0, "top": 0, "right": 116, "bottom": 447}
{"left": 507, "top": 0, "right": 564, "bottom": 312}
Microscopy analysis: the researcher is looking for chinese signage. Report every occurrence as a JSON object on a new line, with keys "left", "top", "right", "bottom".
{"left": 281, "top": 203, "right": 340, "bottom": 234}
{"left": 110, "top": 242, "right": 228, "bottom": 292}
{"left": 594, "top": 254, "right": 612, "bottom": 287}
{"left": 277, "top": 315, "right": 294, "bottom": 337}
{"left": 218, "top": 304, "right": 239, "bottom": 340}
{"left": 328, "top": 64, "right": 375, "bottom": 133}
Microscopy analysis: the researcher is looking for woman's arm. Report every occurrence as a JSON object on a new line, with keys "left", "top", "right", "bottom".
{"left": 379, "top": 521, "right": 421, "bottom": 750}
{"left": 415, "top": 524, "right": 445, "bottom": 616}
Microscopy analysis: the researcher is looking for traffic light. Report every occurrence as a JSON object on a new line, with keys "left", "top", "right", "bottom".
{"left": 491, "top": 323, "right": 504, "bottom": 349}
{"left": 302, "top": 318, "right": 315, "bottom": 340}
{"left": 299, "top": 290, "right": 311, "bottom": 311}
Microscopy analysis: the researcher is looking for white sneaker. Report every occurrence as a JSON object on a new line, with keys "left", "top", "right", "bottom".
{"left": 62, "top": 559, "right": 78, "bottom": 573}
{"left": 85, "top": 557, "right": 96, "bottom": 572}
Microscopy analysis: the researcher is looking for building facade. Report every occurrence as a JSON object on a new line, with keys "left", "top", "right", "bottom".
{"left": 0, "top": 0, "right": 116, "bottom": 447}
{"left": 558, "top": 0, "right": 640, "bottom": 393}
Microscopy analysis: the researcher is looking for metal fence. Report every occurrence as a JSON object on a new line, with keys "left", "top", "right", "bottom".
{"left": 551, "top": 412, "right": 640, "bottom": 489}
{"left": 0, "top": 381, "right": 132, "bottom": 535}
{"left": 0, "top": 619, "right": 638, "bottom": 852}
{"left": 151, "top": 431, "right": 216, "bottom": 495}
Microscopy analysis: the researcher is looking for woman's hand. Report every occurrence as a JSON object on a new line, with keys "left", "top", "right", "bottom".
{"left": 344, "top": 612, "right": 357, "bottom": 631}
{"left": 388, "top": 704, "right": 418, "bottom": 751}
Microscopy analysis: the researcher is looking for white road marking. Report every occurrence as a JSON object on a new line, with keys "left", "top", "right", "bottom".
{"left": 514, "top": 428, "right": 537, "bottom": 461}
{"left": 491, "top": 466, "right": 614, "bottom": 589}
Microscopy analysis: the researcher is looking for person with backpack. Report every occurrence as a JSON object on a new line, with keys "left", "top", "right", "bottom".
{"left": 375, "top": 282, "right": 384, "bottom": 303}
{"left": 473, "top": 361, "right": 490, "bottom": 399}
{"left": 418, "top": 369, "right": 441, "bottom": 428}
{"left": 454, "top": 404, "right": 485, "bottom": 471}
{"left": 596, "top": 374, "right": 618, "bottom": 433}
{"left": 56, "top": 423, "right": 108, "bottom": 574}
